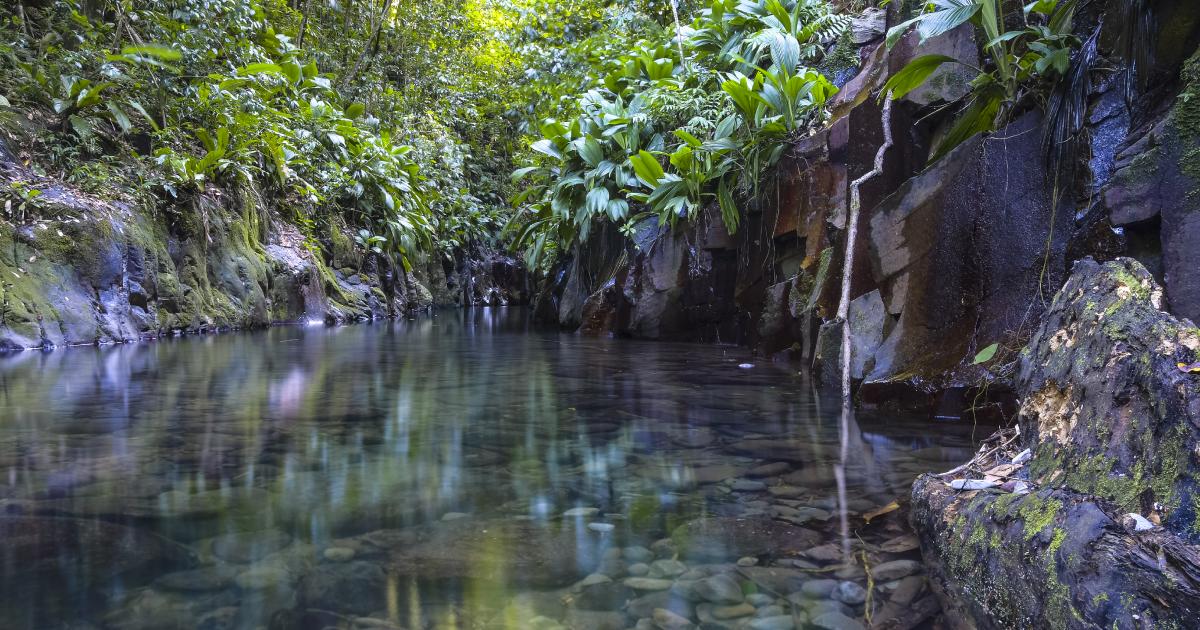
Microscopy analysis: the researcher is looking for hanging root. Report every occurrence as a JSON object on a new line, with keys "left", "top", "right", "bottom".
{"left": 837, "top": 93, "right": 894, "bottom": 402}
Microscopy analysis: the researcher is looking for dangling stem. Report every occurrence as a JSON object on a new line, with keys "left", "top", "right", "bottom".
{"left": 669, "top": 0, "right": 688, "bottom": 73}
{"left": 837, "top": 93, "right": 893, "bottom": 403}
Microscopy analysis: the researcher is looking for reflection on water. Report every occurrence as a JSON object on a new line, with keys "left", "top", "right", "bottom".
{"left": 0, "top": 308, "right": 986, "bottom": 629}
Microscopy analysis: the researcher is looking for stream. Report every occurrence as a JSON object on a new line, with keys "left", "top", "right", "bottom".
{"left": 0, "top": 308, "right": 988, "bottom": 629}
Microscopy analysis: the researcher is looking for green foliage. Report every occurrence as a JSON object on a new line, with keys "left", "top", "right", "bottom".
{"left": 507, "top": 0, "right": 841, "bottom": 269}
{"left": 0, "top": 0, "right": 530, "bottom": 269}
{"left": 885, "top": 0, "right": 1081, "bottom": 161}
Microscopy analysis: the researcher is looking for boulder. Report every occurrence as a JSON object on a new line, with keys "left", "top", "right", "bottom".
{"left": 1017, "top": 257, "right": 1200, "bottom": 536}
{"left": 912, "top": 258, "right": 1200, "bottom": 628}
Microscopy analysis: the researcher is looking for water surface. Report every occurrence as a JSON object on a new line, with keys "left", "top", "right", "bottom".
{"left": 0, "top": 308, "right": 984, "bottom": 629}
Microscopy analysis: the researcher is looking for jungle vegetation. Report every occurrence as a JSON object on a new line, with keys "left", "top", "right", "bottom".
{"left": 0, "top": 0, "right": 1097, "bottom": 275}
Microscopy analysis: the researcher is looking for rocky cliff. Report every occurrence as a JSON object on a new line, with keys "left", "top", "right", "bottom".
{"left": 535, "top": 0, "right": 1200, "bottom": 412}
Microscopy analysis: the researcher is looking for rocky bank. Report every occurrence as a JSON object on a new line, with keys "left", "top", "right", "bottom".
{"left": 0, "top": 139, "right": 528, "bottom": 351}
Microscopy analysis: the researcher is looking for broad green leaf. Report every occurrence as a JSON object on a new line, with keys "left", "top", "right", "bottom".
{"left": 238, "top": 63, "right": 283, "bottom": 77}
{"left": 106, "top": 102, "right": 132, "bottom": 133}
{"left": 972, "top": 342, "right": 999, "bottom": 364}
{"left": 916, "top": 0, "right": 983, "bottom": 44}
{"left": 578, "top": 137, "right": 604, "bottom": 167}
{"left": 345, "top": 102, "right": 365, "bottom": 118}
{"left": 673, "top": 129, "right": 703, "bottom": 148}
{"left": 629, "top": 150, "right": 665, "bottom": 187}
{"left": 281, "top": 61, "right": 302, "bottom": 84}
{"left": 127, "top": 100, "right": 159, "bottom": 130}
{"left": 121, "top": 44, "right": 181, "bottom": 61}
{"left": 530, "top": 139, "right": 562, "bottom": 159}
{"left": 510, "top": 166, "right": 540, "bottom": 182}
{"left": 883, "top": 55, "right": 958, "bottom": 101}
{"left": 929, "top": 91, "right": 1001, "bottom": 162}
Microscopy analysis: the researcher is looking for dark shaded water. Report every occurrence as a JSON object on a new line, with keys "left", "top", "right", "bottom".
{"left": 0, "top": 308, "right": 985, "bottom": 629}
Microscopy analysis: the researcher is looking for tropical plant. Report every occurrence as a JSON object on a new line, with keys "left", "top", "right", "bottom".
{"left": 882, "top": 0, "right": 1082, "bottom": 161}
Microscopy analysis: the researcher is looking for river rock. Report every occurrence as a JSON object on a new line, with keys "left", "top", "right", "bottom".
{"left": 670, "top": 516, "right": 819, "bottom": 562}
{"left": 323, "top": 546, "right": 355, "bottom": 562}
{"left": 652, "top": 607, "right": 695, "bottom": 629}
{"left": 809, "top": 611, "right": 864, "bottom": 630}
{"left": 209, "top": 529, "right": 293, "bottom": 564}
{"left": 747, "top": 462, "right": 791, "bottom": 478}
{"left": 832, "top": 581, "right": 866, "bottom": 605}
{"left": 298, "top": 560, "right": 387, "bottom": 616}
{"left": 153, "top": 565, "right": 239, "bottom": 592}
{"left": 576, "top": 577, "right": 629, "bottom": 610}
{"left": 712, "top": 602, "right": 755, "bottom": 619}
{"left": 735, "top": 566, "right": 805, "bottom": 594}
{"left": 693, "top": 574, "right": 743, "bottom": 605}
{"left": 563, "top": 609, "right": 625, "bottom": 630}
{"left": 386, "top": 518, "right": 599, "bottom": 587}
{"left": 799, "top": 578, "right": 838, "bottom": 599}
{"left": 650, "top": 559, "right": 687, "bottom": 578}
{"left": 625, "top": 577, "right": 674, "bottom": 591}
{"left": 870, "top": 560, "right": 920, "bottom": 582}
{"left": 626, "top": 590, "right": 694, "bottom": 619}
{"left": 624, "top": 546, "right": 654, "bottom": 563}
{"left": 747, "top": 616, "right": 795, "bottom": 630}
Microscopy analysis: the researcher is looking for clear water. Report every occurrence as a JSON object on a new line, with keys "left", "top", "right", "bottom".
{"left": 0, "top": 308, "right": 985, "bottom": 629}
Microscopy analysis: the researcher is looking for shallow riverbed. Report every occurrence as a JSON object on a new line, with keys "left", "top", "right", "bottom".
{"left": 0, "top": 308, "right": 986, "bottom": 629}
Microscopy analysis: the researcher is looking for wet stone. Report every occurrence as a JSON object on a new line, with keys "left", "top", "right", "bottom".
{"left": 650, "top": 559, "right": 687, "bottom": 578}
{"left": 732, "top": 480, "right": 767, "bottom": 492}
{"left": 563, "top": 609, "right": 625, "bottom": 630}
{"left": 323, "top": 547, "right": 355, "bottom": 562}
{"left": 628, "top": 563, "right": 651, "bottom": 576}
{"left": 871, "top": 559, "right": 920, "bottom": 582}
{"left": 747, "top": 616, "right": 796, "bottom": 630}
{"left": 712, "top": 602, "right": 755, "bottom": 619}
{"left": 153, "top": 565, "right": 239, "bottom": 593}
{"left": 209, "top": 530, "right": 292, "bottom": 564}
{"left": 833, "top": 581, "right": 866, "bottom": 605}
{"left": 810, "top": 611, "right": 865, "bottom": 630}
{"left": 624, "top": 546, "right": 654, "bottom": 563}
{"left": 799, "top": 579, "right": 839, "bottom": 599}
{"left": 694, "top": 574, "right": 743, "bottom": 605}
{"left": 746, "top": 593, "right": 774, "bottom": 607}
{"left": 652, "top": 607, "right": 694, "bottom": 630}
{"left": 747, "top": 462, "right": 792, "bottom": 478}
{"left": 624, "top": 577, "right": 674, "bottom": 591}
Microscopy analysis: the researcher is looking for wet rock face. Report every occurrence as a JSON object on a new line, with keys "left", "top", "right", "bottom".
{"left": 865, "top": 111, "right": 1072, "bottom": 390}
{"left": 1017, "top": 257, "right": 1200, "bottom": 537}
{"left": 1101, "top": 45, "right": 1200, "bottom": 324}
{"left": 912, "top": 258, "right": 1200, "bottom": 628}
